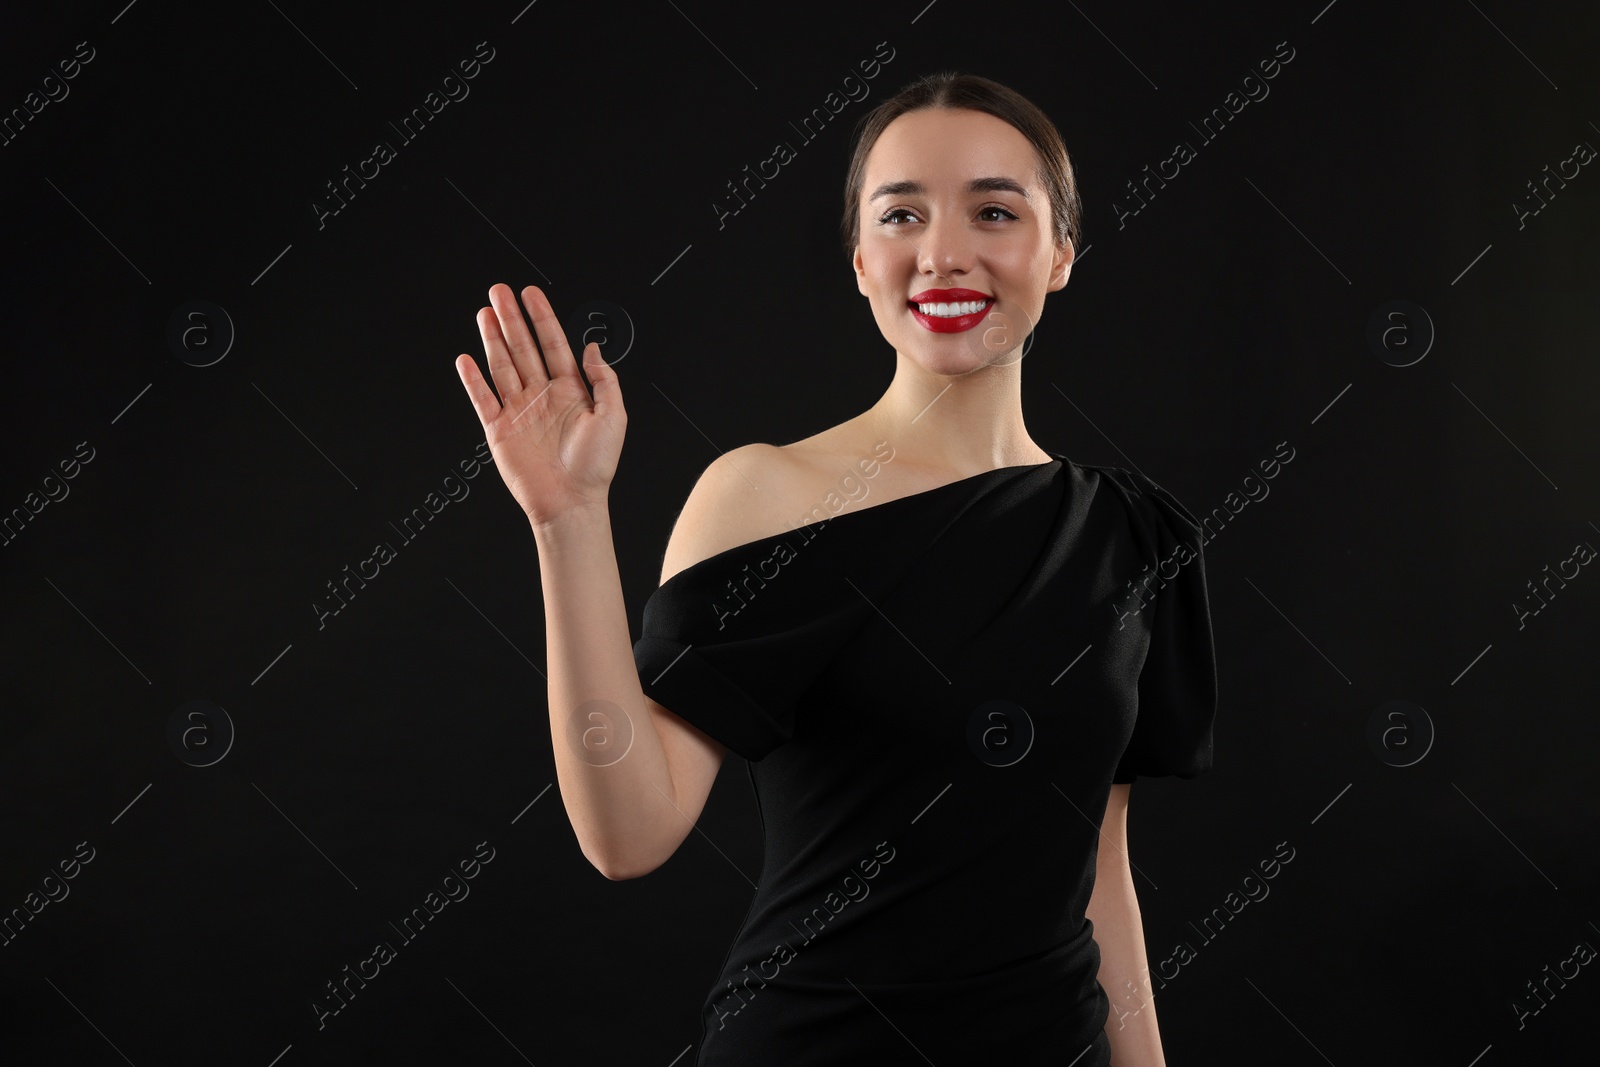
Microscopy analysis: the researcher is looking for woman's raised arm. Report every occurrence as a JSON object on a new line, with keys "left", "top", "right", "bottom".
{"left": 453, "top": 282, "right": 723, "bottom": 879}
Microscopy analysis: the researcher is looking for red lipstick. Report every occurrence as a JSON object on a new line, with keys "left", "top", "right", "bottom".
{"left": 907, "top": 287, "right": 995, "bottom": 334}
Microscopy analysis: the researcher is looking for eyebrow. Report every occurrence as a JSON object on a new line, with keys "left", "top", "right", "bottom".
{"left": 868, "top": 176, "right": 1032, "bottom": 201}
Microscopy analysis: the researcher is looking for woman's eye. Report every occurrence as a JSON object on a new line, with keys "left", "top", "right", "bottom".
{"left": 877, "top": 206, "right": 1018, "bottom": 226}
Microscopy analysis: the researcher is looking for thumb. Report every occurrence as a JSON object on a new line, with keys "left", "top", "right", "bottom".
{"left": 584, "top": 342, "right": 624, "bottom": 416}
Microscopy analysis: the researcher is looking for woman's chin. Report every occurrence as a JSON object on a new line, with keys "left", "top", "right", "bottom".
{"left": 908, "top": 345, "right": 1019, "bottom": 378}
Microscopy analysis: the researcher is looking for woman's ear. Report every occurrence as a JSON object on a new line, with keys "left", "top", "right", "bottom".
{"left": 1047, "top": 236, "right": 1074, "bottom": 292}
{"left": 853, "top": 244, "right": 869, "bottom": 296}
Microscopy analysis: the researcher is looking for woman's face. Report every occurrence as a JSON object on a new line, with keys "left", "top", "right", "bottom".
{"left": 853, "top": 107, "right": 1073, "bottom": 376}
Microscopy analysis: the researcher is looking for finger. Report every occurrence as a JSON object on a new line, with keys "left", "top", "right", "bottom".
{"left": 521, "top": 285, "right": 583, "bottom": 382}
{"left": 475, "top": 303, "right": 523, "bottom": 402}
{"left": 454, "top": 353, "right": 502, "bottom": 428}
{"left": 486, "top": 282, "right": 546, "bottom": 394}
{"left": 582, "top": 342, "right": 626, "bottom": 422}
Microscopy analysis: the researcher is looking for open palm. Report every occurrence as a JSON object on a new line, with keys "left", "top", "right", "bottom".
{"left": 454, "top": 283, "right": 627, "bottom": 526}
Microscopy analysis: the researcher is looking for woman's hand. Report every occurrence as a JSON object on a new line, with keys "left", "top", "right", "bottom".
{"left": 454, "top": 283, "right": 627, "bottom": 527}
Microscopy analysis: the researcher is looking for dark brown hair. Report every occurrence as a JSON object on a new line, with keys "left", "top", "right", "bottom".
{"left": 840, "top": 71, "right": 1082, "bottom": 260}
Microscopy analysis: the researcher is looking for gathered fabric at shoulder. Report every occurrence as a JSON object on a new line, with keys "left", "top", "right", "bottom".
{"left": 633, "top": 528, "right": 880, "bottom": 761}
{"left": 1095, "top": 466, "right": 1219, "bottom": 784}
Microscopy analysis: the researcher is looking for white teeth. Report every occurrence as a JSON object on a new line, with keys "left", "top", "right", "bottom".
{"left": 915, "top": 299, "right": 990, "bottom": 317}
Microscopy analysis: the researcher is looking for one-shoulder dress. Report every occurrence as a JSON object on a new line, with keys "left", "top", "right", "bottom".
{"left": 632, "top": 452, "right": 1218, "bottom": 1066}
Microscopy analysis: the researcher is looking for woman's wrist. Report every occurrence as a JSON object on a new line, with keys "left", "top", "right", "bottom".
{"left": 530, "top": 500, "right": 612, "bottom": 547}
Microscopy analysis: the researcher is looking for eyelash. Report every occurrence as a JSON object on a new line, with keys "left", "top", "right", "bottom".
{"left": 876, "top": 205, "right": 1019, "bottom": 226}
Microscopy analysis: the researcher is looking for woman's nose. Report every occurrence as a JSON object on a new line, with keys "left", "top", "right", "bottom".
{"left": 915, "top": 213, "right": 974, "bottom": 277}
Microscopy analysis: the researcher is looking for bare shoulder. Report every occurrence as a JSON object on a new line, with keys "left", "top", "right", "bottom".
{"left": 658, "top": 442, "right": 816, "bottom": 586}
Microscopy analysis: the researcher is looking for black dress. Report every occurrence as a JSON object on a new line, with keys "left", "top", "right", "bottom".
{"left": 632, "top": 452, "right": 1218, "bottom": 1066}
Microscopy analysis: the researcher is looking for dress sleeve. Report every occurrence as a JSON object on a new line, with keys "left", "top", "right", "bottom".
{"left": 1107, "top": 469, "right": 1219, "bottom": 784}
{"left": 632, "top": 534, "right": 872, "bottom": 762}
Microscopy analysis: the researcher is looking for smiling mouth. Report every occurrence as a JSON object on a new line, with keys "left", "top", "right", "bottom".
{"left": 906, "top": 294, "right": 996, "bottom": 334}
{"left": 907, "top": 297, "right": 994, "bottom": 318}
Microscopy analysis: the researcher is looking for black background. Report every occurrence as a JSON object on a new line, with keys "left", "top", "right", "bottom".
{"left": 2, "top": 1, "right": 1597, "bottom": 1064}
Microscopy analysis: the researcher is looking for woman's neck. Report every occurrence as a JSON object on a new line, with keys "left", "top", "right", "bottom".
{"left": 859, "top": 355, "right": 1050, "bottom": 475}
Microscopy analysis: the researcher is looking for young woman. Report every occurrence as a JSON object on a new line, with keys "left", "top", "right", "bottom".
{"left": 455, "top": 71, "right": 1217, "bottom": 1067}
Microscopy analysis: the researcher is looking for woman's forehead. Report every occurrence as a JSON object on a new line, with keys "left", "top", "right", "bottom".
{"left": 866, "top": 109, "right": 1037, "bottom": 187}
